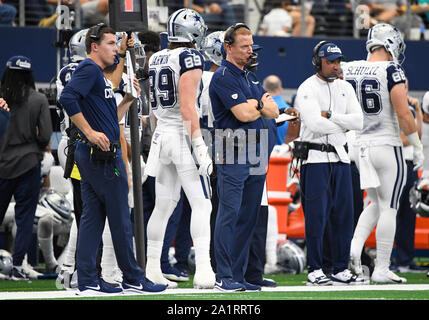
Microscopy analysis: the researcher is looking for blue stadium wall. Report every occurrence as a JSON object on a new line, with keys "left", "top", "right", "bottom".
{"left": 0, "top": 26, "right": 426, "bottom": 90}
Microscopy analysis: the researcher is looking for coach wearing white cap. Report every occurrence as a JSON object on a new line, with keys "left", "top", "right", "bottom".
{"left": 0, "top": 55, "right": 53, "bottom": 280}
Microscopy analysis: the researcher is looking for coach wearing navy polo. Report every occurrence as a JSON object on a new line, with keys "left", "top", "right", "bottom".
{"left": 59, "top": 24, "right": 165, "bottom": 296}
{"left": 209, "top": 23, "right": 279, "bottom": 292}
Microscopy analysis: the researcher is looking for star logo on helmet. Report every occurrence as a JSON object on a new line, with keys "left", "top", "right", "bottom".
{"left": 194, "top": 14, "right": 201, "bottom": 22}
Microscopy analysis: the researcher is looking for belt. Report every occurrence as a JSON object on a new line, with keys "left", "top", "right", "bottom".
{"left": 308, "top": 142, "right": 348, "bottom": 154}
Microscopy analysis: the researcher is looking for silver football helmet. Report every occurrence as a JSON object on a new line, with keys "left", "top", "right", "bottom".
{"left": 0, "top": 249, "right": 13, "bottom": 277}
{"left": 366, "top": 23, "right": 406, "bottom": 64}
{"left": 410, "top": 178, "right": 429, "bottom": 218}
{"left": 38, "top": 189, "right": 73, "bottom": 225}
{"left": 167, "top": 8, "right": 207, "bottom": 50}
{"left": 277, "top": 240, "right": 306, "bottom": 274}
{"left": 69, "top": 29, "right": 88, "bottom": 63}
{"left": 116, "top": 32, "right": 146, "bottom": 70}
{"left": 201, "top": 31, "right": 224, "bottom": 66}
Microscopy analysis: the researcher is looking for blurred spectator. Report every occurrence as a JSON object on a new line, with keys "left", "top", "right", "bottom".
{"left": 4, "top": 0, "right": 54, "bottom": 25}
{"left": 0, "top": 55, "right": 53, "bottom": 280}
{"left": 262, "top": 75, "right": 291, "bottom": 145}
{"left": 358, "top": 0, "right": 406, "bottom": 26}
{"left": 261, "top": 0, "right": 292, "bottom": 36}
{"left": 282, "top": 0, "right": 315, "bottom": 37}
{"left": 0, "top": 0, "right": 16, "bottom": 25}
{"left": 45, "top": 0, "right": 109, "bottom": 27}
{"left": 164, "top": 0, "right": 235, "bottom": 31}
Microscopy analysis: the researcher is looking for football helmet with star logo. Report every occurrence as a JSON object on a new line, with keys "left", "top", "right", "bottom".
{"left": 167, "top": 8, "right": 207, "bottom": 50}
{"left": 200, "top": 31, "right": 224, "bottom": 66}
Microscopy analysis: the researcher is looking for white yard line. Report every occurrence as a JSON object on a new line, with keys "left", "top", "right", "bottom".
{"left": 1, "top": 284, "right": 429, "bottom": 300}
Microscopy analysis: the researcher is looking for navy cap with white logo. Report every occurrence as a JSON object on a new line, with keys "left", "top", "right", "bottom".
{"left": 318, "top": 43, "right": 345, "bottom": 61}
{"left": 6, "top": 55, "right": 32, "bottom": 71}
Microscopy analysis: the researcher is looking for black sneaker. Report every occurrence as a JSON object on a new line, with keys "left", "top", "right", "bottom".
{"left": 9, "top": 266, "right": 30, "bottom": 281}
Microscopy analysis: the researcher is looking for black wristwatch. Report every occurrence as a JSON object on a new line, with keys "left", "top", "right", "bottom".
{"left": 326, "top": 110, "right": 332, "bottom": 119}
{"left": 257, "top": 100, "right": 264, "bottom": 111}
{"left": 118, "top": 52, "right": 126, "bottom": 58}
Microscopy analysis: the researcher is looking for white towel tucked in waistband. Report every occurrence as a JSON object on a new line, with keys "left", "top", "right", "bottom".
{"left": 358, "top": 145, "right": 380, "bottom": 189}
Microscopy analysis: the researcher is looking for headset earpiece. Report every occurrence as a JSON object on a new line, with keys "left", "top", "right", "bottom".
{"left": 223, "top": 23, "right": 250, "bottom": 45}
{"left": 312, "top": 40, "right": 330, "bottom": 73}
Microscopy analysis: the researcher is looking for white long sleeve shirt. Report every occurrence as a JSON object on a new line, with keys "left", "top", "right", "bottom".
{"left": 295, "top": 75, "right": 363, "bottom": 164}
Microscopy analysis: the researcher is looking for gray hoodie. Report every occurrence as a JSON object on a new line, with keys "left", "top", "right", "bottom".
{"left": 0, "top": 88, "right": 52, "bottom": 179}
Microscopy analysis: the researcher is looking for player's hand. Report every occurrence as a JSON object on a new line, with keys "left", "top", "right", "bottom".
{"left": 192, "top": 136, "right": 213, "bottom": 176}
{"left": 132, "top": 74, "right": 141, "bottom": 96}
{"left": 119, "top": 32, "right": 128, "bottom": 54}
{"left": 413, "top": 145, "right": 425, "bottom": 171}
{"left": 88, "top": 130, "right": 110, "bottom": 151}
{"left": 0, "top": 98, "right": 9, "bottom": 112}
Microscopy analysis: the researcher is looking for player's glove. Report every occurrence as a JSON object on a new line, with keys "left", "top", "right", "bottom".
{"left": 407, "top": 132, "right": 425, "bottom": 171}
{"left": 192, "top": 136, "right": 213, "bottom": 176}
{"left": 413, "top": 144, "right": 425, "bottom": 171}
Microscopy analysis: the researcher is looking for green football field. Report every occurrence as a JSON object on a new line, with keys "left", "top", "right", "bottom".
{"left": 1, "top": 272, "right": 429, "bottom": 300}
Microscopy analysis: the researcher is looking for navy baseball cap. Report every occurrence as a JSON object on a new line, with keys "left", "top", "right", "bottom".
{"left": 318, "top": 43, "right": 345, "bottom": 61}
{"left": 6, "top": 55, "right": 32, "bottom": 71}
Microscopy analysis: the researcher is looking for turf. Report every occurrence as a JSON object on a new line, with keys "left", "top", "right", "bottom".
{"left": 1, "top": 272, "right": 429, "bottom": 300}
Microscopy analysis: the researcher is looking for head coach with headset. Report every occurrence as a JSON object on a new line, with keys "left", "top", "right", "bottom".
{"left": 59, "top": 23, "right": 166, "bottom": 296}
{"left": 209, "top": 23, "right": 279, "bottom": 292}
{"left": 293, "top": 41, "right": 365, "bottom": 286}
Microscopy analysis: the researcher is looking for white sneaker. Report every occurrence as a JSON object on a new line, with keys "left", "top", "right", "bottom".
{"left": 21, "top": 261, "right": 42, "bottom": 279}
{"left": 349, "top": 257, "right": 363, "bottom": 277}
{"left": 306, "top": 269, "right": 332, "bottom": 286}
{"left": 331, "top": 269, "right": 369, "bottom": 285}
{"left": 193, "top": 263, "right": 216, "bottom": 289}
{"left": 146, "top": 265, "right": 178, "bottom": 289}
{"left": 371, "top": 269, "right": 407, "bottom": 284}
{"left": 56, "top": 264, "right": 78, "bottom": 290}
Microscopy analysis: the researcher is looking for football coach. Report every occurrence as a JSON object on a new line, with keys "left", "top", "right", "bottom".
{"left": 209, "top": 23, "right": 279, "bottom": 292}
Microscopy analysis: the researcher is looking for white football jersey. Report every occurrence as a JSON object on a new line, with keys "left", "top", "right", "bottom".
{"left": 342, "top": 60, "right": 407, "bottom": 146}
{"left": 197, "top": 71, "right": 215, "bottom": 129}
{"left": 149, "top": 47, "right": 204, "bottom": 133}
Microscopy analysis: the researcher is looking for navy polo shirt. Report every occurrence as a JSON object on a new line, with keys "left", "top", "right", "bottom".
{"left": 59, "top": 59, "right": 119, "bottom": 142}
{"left": 209, "top": 60, "right": 266, "bottom": 132}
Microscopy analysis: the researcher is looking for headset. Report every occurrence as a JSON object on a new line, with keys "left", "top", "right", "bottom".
{"left": 89, "top": 23, "right": 108, "bottom": 41}
{"left": 223, "top": 23, "right": 250, "bottom": 45}
{"left": 311, "top": 40, "right": 330, "bottom": 73}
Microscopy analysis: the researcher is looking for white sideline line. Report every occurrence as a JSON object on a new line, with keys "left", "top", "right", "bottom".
{"left": 1, "top": 284, "right": 429, "bottom": 300}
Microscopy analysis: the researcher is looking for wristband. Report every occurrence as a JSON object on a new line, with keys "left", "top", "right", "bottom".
{"left": 406, "top": 131, "right": 422, "bottom": 148}
{"left": 118, "top": 52, "right": 126, "bottom": 58}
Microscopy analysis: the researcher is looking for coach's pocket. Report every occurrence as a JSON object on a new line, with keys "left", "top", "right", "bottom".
{"left": 145, "top": 132, "right": 162, "bottom": 177}
{"left": 358, "top": 145, "right": 380, "bottom": 189}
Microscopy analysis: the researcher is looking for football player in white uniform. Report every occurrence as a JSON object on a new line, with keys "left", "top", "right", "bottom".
{"left": 421, "top": 91, "right": 429, "bottom": 179}
{"left": 144, "top": 8, "right": 216, "bottom": 289}
{"left": 343, "top": 23, "right": 424, "bottom": 284}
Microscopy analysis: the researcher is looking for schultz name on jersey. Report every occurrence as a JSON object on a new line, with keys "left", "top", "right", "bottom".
{"left": 342, "top": 60, "right": 406, "bottom": 146}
